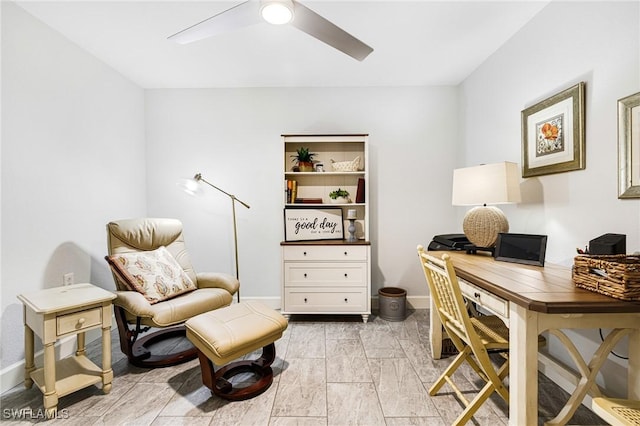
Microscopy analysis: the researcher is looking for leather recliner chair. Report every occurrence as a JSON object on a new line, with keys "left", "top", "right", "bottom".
{"left": 106, "top": 218, "right": 239, "bottom": 368}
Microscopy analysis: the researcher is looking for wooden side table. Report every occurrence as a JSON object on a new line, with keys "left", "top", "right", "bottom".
{"left": 18, "top": 283, "right": 116, "bottom": 418}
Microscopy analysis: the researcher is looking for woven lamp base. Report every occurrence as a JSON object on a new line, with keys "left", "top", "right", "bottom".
{"left": 463, "top": 206, "right": 509, "bottom": 248}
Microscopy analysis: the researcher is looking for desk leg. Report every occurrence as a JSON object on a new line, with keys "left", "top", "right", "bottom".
{"left": 24, "top": 325, "right": 35, "bottom": 389}
{"left": 43, "top": 342, "right": 58, "bottom": 419}
{"left": 429, "top": 296, "right": 443, "bottom": 359}
{"left": 102, "top": 325, "right": 113, "bottom": 394}
{"left": 509, "top": 304, "right": 538, "bottom": 426}
{"left": 630, "top": 327, "right": 640, "bottom": 399}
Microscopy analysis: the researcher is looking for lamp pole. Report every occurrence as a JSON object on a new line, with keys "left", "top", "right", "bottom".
{"left": 194, "top": 173, "right": 250, "bottom": 303}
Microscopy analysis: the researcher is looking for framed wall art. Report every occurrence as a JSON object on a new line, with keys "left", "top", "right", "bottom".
{"left": 618, "top": 92, "right": 640, "bottom": 198}
{"left": 521, "top": 82, "right": 586, "bottom": 177}
{"left": 284, "top": 207, "right": 344, "bottom": 241}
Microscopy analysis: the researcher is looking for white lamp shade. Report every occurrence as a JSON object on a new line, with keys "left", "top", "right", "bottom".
{"left": 452, "top": 161, "right": 521, "bottom": 206}
{"left": 177, "top": 177, "right": 202, "bottom": 196}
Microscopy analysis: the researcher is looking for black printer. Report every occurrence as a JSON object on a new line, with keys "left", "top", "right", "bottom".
{"left": 428, "top": 234, "right": 470, "bottom": 251}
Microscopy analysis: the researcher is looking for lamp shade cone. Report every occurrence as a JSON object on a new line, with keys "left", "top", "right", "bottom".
{"left": 462, "top": 206, "right": 509, "bottom": 248}
{"left": 177, "top": 177, "right": 202, "bottom": 196}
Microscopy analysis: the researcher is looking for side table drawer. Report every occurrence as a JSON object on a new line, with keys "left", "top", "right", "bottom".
{"left": 284, "top": 262, "right": 367, "bottom": 287}
{"left": 57, "top": 308, "right": 102, "bottom": 336}
{"left": 284, "top": 287, "right": 367, "bottom": 312}
{"left": 283, "top": 245, "right": 368, "bottom": 261}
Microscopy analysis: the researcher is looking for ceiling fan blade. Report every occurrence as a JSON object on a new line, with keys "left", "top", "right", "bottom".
{"left": 168, "top": 1, "right": 262, "bottom": 44}
{"left": 290, "top": 1, "right": 373, "bottom": 61}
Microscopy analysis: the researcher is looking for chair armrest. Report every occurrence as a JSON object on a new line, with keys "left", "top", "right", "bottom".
{"left": 114, "top": 291, "right": 154, "bottom": 318}
{"left": 196, "top": 272, "right": 240, "bottom": 295}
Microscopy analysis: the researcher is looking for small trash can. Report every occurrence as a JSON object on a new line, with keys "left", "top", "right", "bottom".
{"left": 378, "top": 287, "right": 407, "bottom": 321}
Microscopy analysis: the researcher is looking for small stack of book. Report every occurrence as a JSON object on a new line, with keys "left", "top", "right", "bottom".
{"left": 295, "top": 198, "right": 323, "bottom": 204}
{"left": 285, "top": 180, "right": 325, "bottom": 204}
{"left": 286, "top": 179, "right": 297, "bottom": 203}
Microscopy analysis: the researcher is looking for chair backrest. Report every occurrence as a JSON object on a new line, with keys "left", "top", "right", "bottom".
{"left": 417, "top": 246, "right": 483, "bottom": 350}
{"left": 107, "top": 218, "right": 197, "bottom": 291}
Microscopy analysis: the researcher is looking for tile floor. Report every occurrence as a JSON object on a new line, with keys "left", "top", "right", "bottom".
{"left": 1, "top": 309, "right": 605, "bottom": 425}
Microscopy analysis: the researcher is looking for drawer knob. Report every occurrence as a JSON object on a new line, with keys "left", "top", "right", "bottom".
{"left": 344, "top": 251, "right": 348, "bottom": 256}
{"left": 344, "top": 273, "right": 348, "bottom": 277}
{"left": 344, "top": 298, "right": 348, "bottom": 302}
{"left": 474, "top": 292, "right": 481, "bottom": 298}
{"left": 304, "top": 298, "right": 308, "bottom": 303}
{"left": 77, "top": 318, "right": 86, "bottom": 326}
{"left": 303, "top": 251, "right": 307, "bottom": 256}
{"left": 304, "top": 273, "right": 307, "bottom": 278}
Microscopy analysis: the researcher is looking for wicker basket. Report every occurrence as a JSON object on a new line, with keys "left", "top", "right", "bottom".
{"left": 572, "top": 255, "right": 640, "bottom": 301}
{"left": 442, "top": 337, "right": 459, "bottom": 356}
{"left": 331, "top": 156, "right": 360, "bottom": 172}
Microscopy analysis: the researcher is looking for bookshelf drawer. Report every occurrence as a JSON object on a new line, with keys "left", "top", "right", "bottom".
{"left": 284, "top": 262, "right": 367, "bottom": 287}
{"left": 283, "top": 245, "right": 367, "bottom": 261}
{"left": 284, "top": 287, "right": 368, "bottom": 312}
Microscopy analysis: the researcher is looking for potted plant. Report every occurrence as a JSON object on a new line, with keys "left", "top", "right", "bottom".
{"left": 291, "top": 147, "right": 316, "bottom": 172}
{"left": 329, "top": 188, "right": 350, "bottom": 204}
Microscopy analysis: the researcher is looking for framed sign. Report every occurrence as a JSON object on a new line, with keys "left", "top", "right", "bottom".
{"left": 522, "top": 82, "right": 585, "bottom": 177}
{"left": 284, "top": 208, "right": 344, "bottom": 241}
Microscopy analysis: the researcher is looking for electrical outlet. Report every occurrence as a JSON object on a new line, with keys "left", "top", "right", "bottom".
{"left": 63, "top": 272, "right": 74, "bottom": 286}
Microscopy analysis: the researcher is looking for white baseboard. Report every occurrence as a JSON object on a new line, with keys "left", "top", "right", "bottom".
{"left": 0, "top": 298, "right": 282, "bottom": 393}
{"left": 406, "top": 295, "right": 430, "bottom": 309}
{"left": 371, "top": 295, "right": 430, "bottom": 310}
{"left": 1, "top": 328, "right": 102, "bottom": 395}
{"left": 1, "top": 295, "right": 430, "bottom": 394}
{"left": 234, "top": 296, "right": 281, "bottom": 309}
{"left": 3, "top": 295, "right": 590, "bottom": 416}
{"left": 242, "top": 295, "right": 432, "bottom": 311}
{"left": 538, "top": 351, "right": 597, "bottom": 410}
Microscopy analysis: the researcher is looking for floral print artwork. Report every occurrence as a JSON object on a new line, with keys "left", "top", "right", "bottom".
{"left": 535, "top": 113, "right": 564, "bottom": 157}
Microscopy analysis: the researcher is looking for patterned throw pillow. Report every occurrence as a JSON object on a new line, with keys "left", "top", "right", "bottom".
{"left": 106, "top": 246, "right": 196, "bottom": 304}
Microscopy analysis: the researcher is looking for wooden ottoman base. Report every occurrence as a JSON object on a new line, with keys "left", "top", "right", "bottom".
{"left": 196, "top": 342, "right": 276, "bottom": 401}
{"left": 185, "top": 301, "right": 288, "bottom": 402}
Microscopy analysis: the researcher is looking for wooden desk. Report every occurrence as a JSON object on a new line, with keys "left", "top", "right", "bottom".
{"left": 427, "top": 251, "right": 640, "bottom": 426}
{"left": 18, "top": 283, "right": 116, "bottom": 419}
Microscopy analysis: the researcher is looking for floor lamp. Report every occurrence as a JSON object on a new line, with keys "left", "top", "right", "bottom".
{"left": 181, "top": 173, "right": 250, "bottom": 303}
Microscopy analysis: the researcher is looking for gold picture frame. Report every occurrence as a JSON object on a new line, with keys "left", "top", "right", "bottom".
{"left": 618, "top": 92, "right": 640, "bottom": 198}
{"left": 522, "top": 82, "right": 586, "bottom": 177}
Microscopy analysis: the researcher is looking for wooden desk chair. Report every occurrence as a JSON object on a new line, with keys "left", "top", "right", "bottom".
{"left": 417, "top": 247, "right": 510, "bottom": 426}
{"left": 592, "top": 397, "right": 640, "bottom": 426}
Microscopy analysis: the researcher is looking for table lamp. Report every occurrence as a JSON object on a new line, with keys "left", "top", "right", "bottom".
{"left": 451, "top": 162, "right": 521, "bottom": 252}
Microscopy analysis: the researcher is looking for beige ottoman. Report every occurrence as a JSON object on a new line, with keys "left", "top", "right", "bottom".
{"left": 185, "top": 301, "right": 288, "bottom": 400}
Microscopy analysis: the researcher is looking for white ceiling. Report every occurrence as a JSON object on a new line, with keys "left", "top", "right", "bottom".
{"left": 14, "top": 0, "right": 550, "bottom": 88}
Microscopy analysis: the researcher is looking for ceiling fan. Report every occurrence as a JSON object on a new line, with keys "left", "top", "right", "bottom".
{"left": 168, "top": 0, "right": 373, "bottom": 61}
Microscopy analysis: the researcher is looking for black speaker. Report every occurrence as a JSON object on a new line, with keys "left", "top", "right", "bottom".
{"left": 589, "top": 233, "right": 626, "bottom": 255}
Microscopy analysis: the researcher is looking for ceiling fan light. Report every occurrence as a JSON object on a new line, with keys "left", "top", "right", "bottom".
{"left": 261, "top": 0, "right": 294, "bottom": 25}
